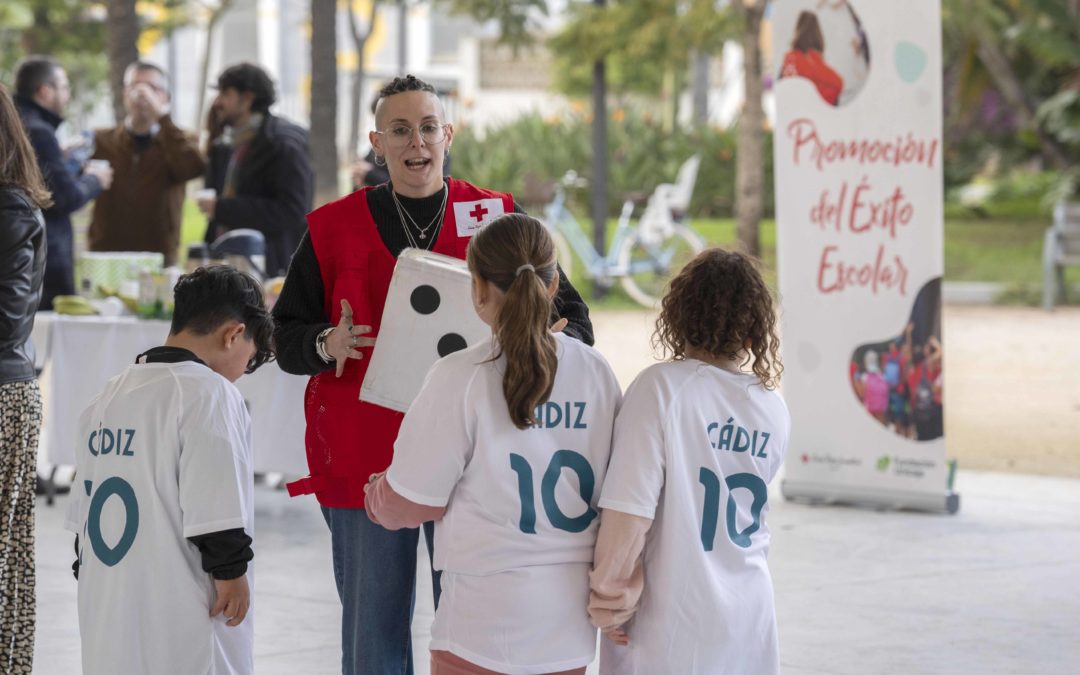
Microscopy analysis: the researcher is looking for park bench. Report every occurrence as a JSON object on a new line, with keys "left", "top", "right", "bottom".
{"left": 1043, "top": 200, "right": 1080, "bottom": 309}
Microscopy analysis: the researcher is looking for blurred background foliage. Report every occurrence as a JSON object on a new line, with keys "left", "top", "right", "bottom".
{"left": 452, "top": 110, "right": 772, "bottom": 219}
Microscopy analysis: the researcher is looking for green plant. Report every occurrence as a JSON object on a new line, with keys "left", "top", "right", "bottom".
{"left": 452, "top": 110, "right": 774, "bottom": 220}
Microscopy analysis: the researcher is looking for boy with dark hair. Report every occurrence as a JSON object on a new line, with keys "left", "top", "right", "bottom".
{"left": 65, "top": 266, "right": 273, "bottom": 675}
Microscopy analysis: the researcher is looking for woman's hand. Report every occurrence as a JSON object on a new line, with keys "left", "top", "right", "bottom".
{"left": 327, "top": 298, "right": 376, "bottom": 377}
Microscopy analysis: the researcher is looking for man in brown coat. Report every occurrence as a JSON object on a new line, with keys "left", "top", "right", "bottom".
{"left": 89, "top": 61, "right": 205, "bottom": 267}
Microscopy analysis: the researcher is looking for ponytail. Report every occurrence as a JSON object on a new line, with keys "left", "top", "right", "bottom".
{"left": 467, "top": 214, "right": 559, "bottom": 429}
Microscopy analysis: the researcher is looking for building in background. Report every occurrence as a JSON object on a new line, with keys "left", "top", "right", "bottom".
{"left": 69, "top": 0, "right": 767, "bottom": 160}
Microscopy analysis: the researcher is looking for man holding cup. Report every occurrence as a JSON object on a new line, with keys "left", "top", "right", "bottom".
{"left": 88, "top": 61, "right": 205, "bottom": 267}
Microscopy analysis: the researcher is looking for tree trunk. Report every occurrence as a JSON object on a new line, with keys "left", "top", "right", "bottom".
{"left": 691, "top": 48, "right": 710, "bottom": 127}
{"left": 348, "top": 1, "right": 378, "bottom": 162}
{"left": 311, "top": 0, "right": 340, "bottom": 205}
{"left": 973, "top": 33, "right": 1070, "bottom": 170}
{"left": 195, "top": 0, "right": 236, "bottom": 130}
{"left": 735, "top": 0, "right": 765, "bottom": 257}
{"left": 106, "top": 0, "right": 140, "bottom": 125}
{"left": 590, "top": 0, "right": 609, "bottom": 298}
{"left": 397, "top": 0, "right": 408, "bottom": 75}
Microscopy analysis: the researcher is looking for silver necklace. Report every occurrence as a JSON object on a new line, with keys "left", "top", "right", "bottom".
{"left": 391, "top": 185, "right": 447, "bottom": 243}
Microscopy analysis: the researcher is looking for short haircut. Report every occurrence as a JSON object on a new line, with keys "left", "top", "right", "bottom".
{"left": 15, "top": 55, "right": 62, "bottom": 100}
{"left": 124, "top": 60, "right": 170, "bottom": 91}
{"left": 216, "top": 62, "right": 276, "bottom": 113}
{"left": 170, "top": 266, "right": 275, "bottom": 373}
{"left": 373, "top": 74, "right": 438, "bottom": 126}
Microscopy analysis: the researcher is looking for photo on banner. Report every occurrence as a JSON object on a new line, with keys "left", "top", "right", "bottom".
{"left": 770, "top": 0, "right": 957, "bottom": 512}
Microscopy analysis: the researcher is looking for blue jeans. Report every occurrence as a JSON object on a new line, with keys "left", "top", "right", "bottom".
{"left": 321, "top": 506, "right": 441, "bottom": 675}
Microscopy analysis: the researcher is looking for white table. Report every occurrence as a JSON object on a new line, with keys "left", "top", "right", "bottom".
{"left": 33, "top": 313, "right": 310, "bottom": 475}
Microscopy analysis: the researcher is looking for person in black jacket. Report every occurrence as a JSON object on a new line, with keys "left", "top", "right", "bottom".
{"left": 197, "top": 63, "right": 313, "bottom": 277}
{"left": 14, "top": 56, "right": 113, "bottom": 310}
{"left": 0, "top": 82, "right": 51, "bottom": 675}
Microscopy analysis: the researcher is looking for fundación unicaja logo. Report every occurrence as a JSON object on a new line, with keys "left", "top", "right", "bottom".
{"left": 876, "top": 455, "right": 891, "bottom": 472}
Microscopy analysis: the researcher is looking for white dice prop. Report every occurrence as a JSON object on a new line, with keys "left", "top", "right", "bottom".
{"left": 360, "top": 249, "right": 491, "bottom": 412}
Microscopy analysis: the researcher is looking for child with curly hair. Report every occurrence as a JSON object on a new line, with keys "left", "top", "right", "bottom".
{"left": 589, "top": 248, "right": 790, "bottom": 675}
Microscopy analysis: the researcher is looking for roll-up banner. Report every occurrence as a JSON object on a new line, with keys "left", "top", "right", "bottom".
{"left": 771, "top": 0, "right": 958, "bottom": 513}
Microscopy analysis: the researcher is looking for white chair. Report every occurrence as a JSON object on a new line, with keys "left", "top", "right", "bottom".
{"left": 1043, "top": 201, "right": 1080, "bottom": 309}
{"left": 653, "top": 154, "right": 701, "bottom": 220}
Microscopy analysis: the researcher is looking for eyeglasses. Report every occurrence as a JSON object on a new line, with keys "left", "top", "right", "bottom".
{"left": 125, "top": 82, "right": 167, "bottom": 94}
{"left": 375, "top": 122, "right": 448, "bottom": 148}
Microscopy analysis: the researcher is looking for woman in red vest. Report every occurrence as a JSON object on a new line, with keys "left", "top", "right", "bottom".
{"left": 780, "top": 10, "right": 845, "bottom": 107}
{"left": 272, "top": 75, "right": 593, "bottom": 675}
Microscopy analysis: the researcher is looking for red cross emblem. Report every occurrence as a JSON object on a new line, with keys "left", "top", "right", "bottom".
{"left": 469, "top": 204, "right": 489, "bottom": 222}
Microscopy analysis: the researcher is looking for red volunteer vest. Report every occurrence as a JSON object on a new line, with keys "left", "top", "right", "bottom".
{"left": 286, "top": 179, "right": 514, "bottom": 508}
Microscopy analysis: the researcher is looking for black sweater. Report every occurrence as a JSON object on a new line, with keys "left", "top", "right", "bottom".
{"left": 273, "top": 180, "right": 593, "bottom": 377}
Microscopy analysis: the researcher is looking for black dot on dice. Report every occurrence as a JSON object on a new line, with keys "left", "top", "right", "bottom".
{"left": 410, "top": 285, "right": 440, "bottom": 315}
{"left": 437, "top": 333, "right": 468, "bottom": 357}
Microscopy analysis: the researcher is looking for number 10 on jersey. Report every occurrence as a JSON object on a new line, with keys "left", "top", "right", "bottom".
{"left": 79, "top": 476, "right": 140, "bottom": 568}
{"left": 510, "top": 450, "right": 598, "bottom": 534}
{"left": 698, "top": 468, "right": 768, "bottom": 551}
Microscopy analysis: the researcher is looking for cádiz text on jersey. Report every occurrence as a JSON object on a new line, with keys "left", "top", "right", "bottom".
{"left": 707, "top": 418, "right": 770, "bottom": 458}
{"left": 87, "top": 427, "right": 136, "bottom": 457}
{"left": 530, "top": 401, "right": 588, "bottom": 430}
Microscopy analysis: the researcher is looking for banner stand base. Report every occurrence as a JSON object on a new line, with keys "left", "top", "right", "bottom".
{"left": 781, "top": 480, "right": 960, "bottom": 515}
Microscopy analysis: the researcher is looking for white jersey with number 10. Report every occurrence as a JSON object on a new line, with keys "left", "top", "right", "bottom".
{"left": 64, "top": 361, "right": 254, "bottom": 675}
{"left": 598, "top": 360, "right": 790, "bottom": 675}
{"left": 387, "top": 332, "right": 622, "bottom": 674}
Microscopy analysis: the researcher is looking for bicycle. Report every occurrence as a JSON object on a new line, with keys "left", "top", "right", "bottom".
{"left": 541, "top": 170, "right": 706, "bottom": 307}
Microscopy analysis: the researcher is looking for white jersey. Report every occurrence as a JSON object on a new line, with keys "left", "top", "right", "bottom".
{"left": 597, "top": 360, "right": 790, "bottom": 675}
{"left": 64, "top": 360, "right": 255, "bottom": 675}
{"left": 388, "top": 332, "right": 621, "bottom": 674}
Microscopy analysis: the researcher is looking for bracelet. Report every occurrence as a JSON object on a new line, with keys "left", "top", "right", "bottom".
{"left": 315, "top": 326, "right": 335, "bottom": 363}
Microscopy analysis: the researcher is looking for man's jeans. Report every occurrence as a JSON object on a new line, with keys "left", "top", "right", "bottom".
{"left": 321, "top": 506, "right": 441, "bottom": 675}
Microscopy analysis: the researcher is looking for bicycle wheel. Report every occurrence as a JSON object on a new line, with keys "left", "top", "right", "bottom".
{"left": 552, "top": 229, "right": 575, "bottom": 283}
{"left": 617, "top": 225, "right": 706, "bottom": 307}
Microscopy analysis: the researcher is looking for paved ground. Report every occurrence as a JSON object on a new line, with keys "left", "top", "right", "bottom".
{"left": 34, "top": 469, "right": 1080, "bottom": 674}
{"left": 593, "top": 305, "right": 1080, "bottom": 478}
{"left": 31, "top": 306, "right": 1080, "bottom": 672}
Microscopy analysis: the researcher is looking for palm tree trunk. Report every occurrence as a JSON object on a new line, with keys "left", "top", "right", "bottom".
{"left": 691, "top": 49, "right": 710, "bottom": 127}
{"left": 195, "top": 0, "right": 236, "bottom": 130}
{"left": 347, "top": 1, "right": 379, "bottom": 162}
{"left": 106, "top": 0, "right": 140, "bottom": 125}
{"left": 311, "top": 0, "right": 340, "bottom": 205}
{"left": 735, "top": 0, "right": 766, "bottom": 257}
{"left": 973, "top": 34, "right": 1070, "bottom": 170}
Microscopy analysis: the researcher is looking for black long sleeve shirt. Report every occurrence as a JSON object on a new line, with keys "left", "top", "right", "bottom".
{"left": 273, "top": 180, "right": 593, "bottom": 377}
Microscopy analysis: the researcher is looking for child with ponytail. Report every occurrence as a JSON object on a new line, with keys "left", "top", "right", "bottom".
{"left": 366, "top": 213, "right": 622, "bottom": 674}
